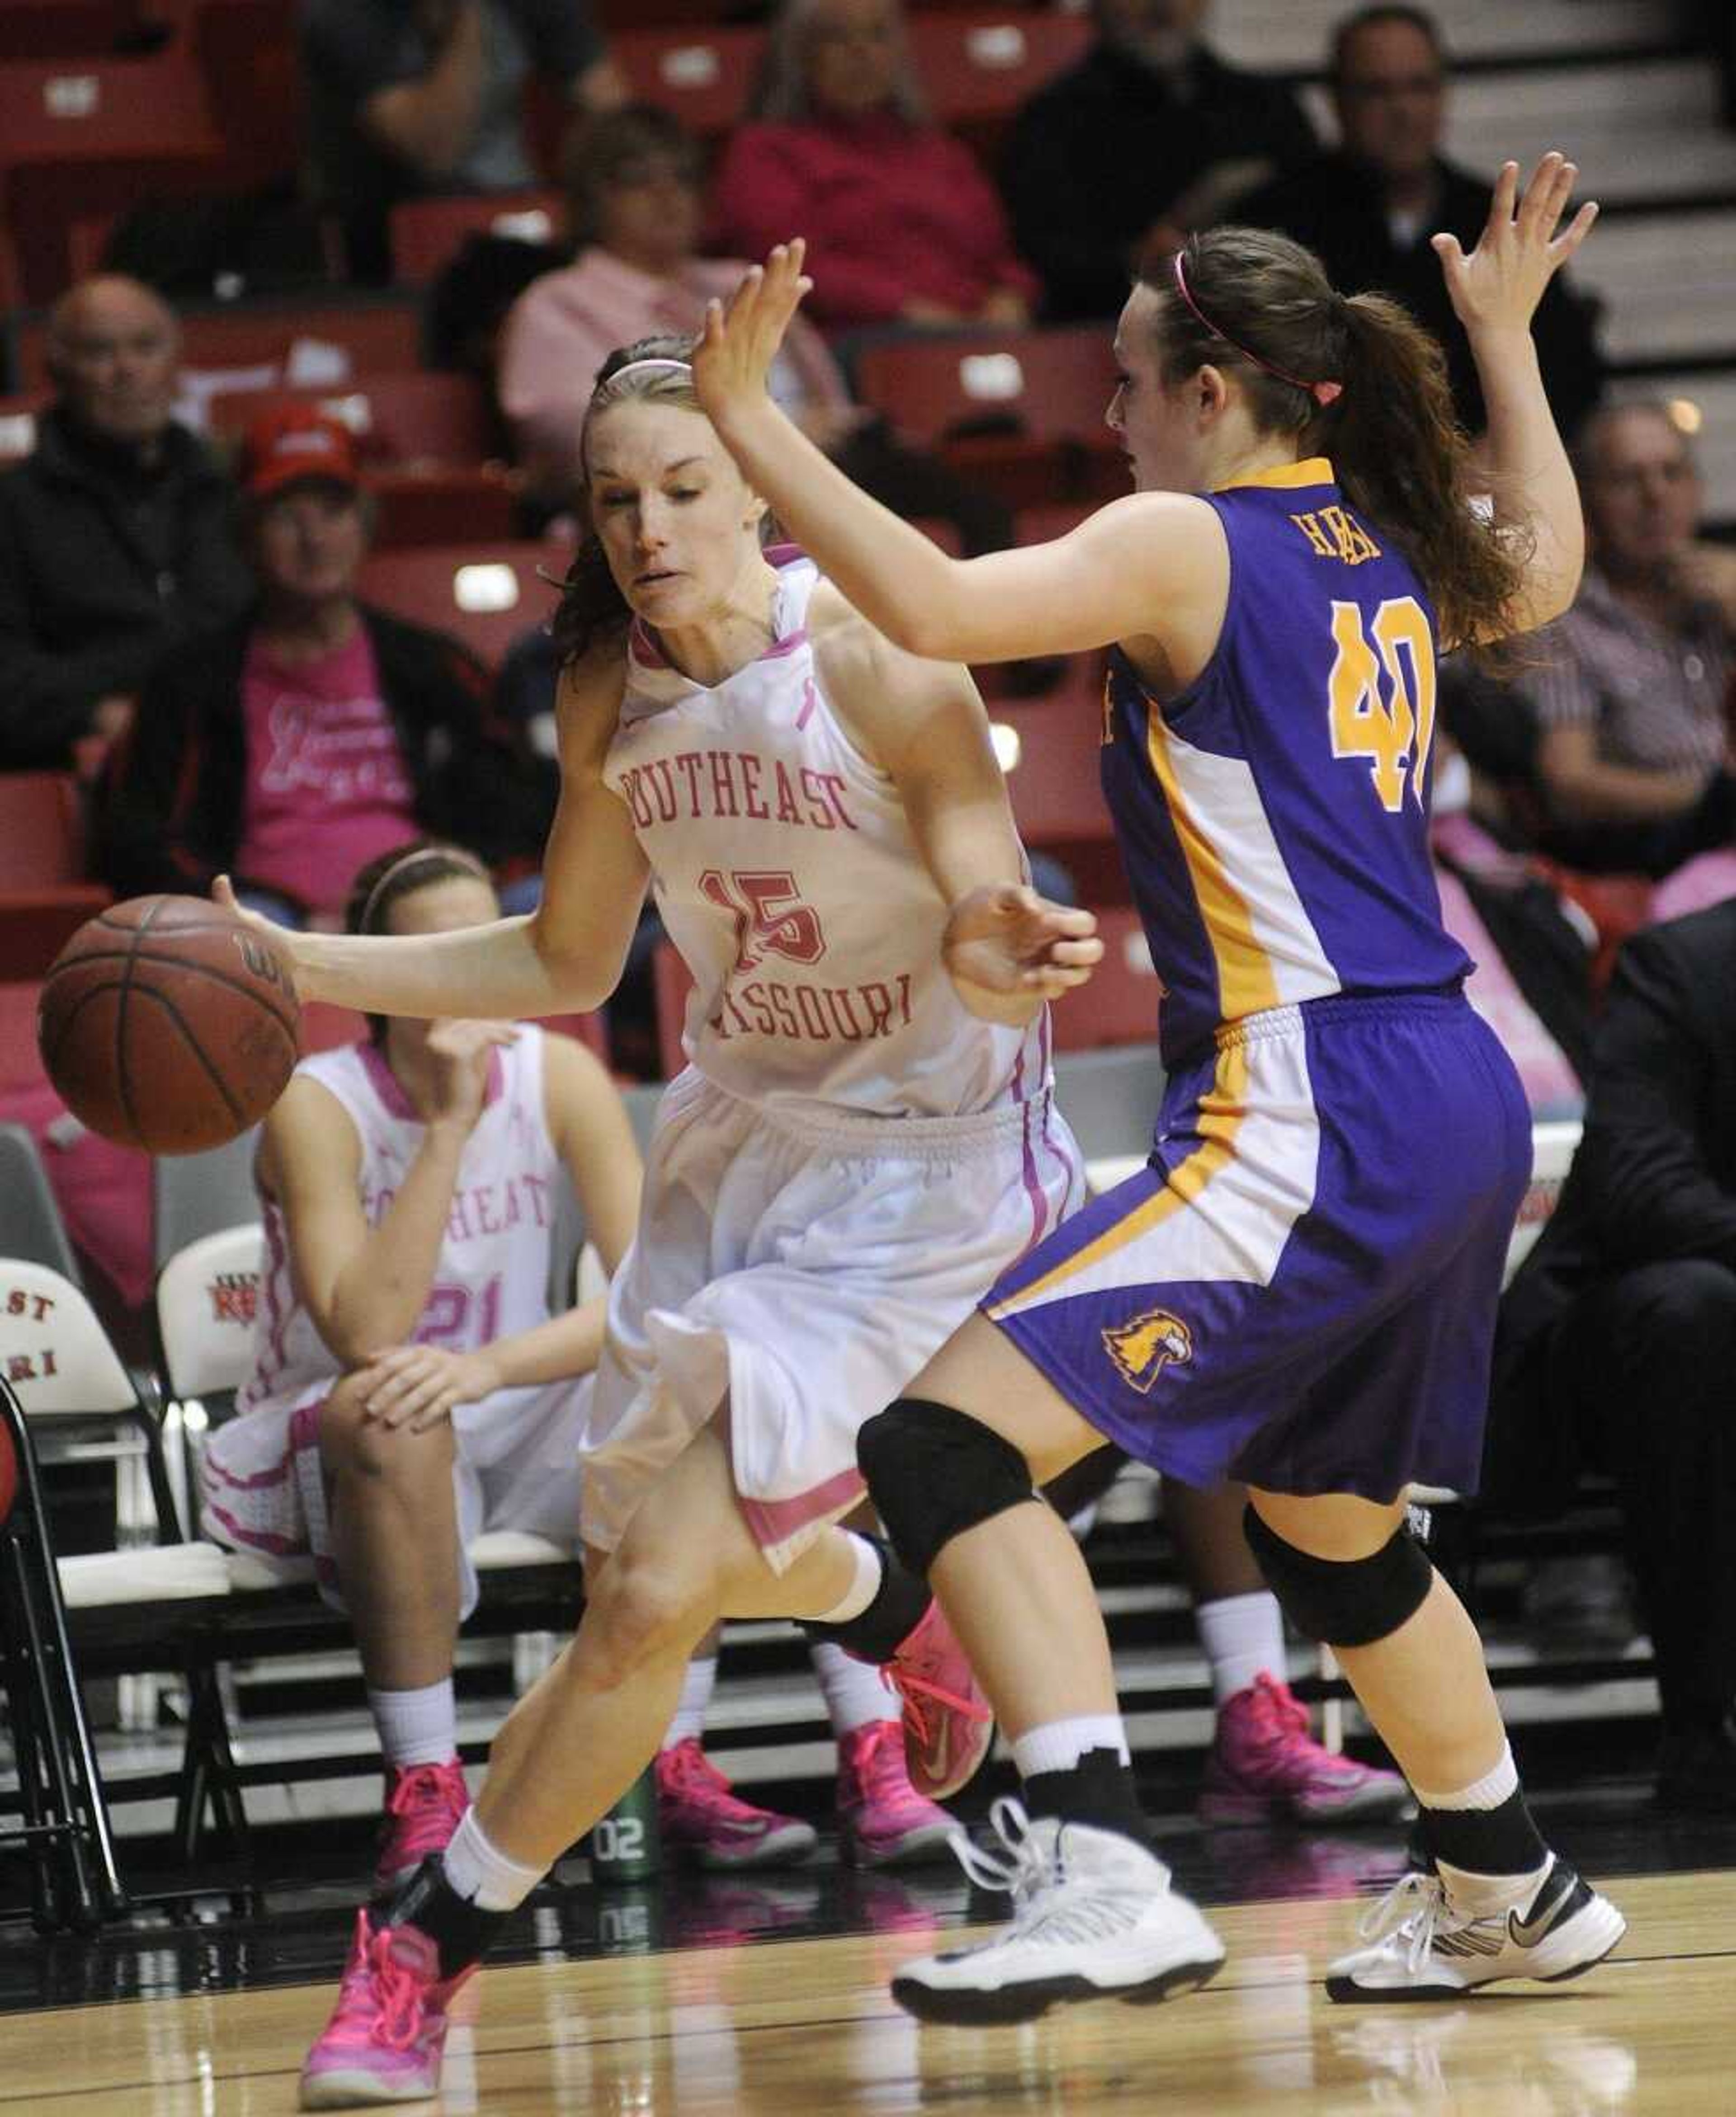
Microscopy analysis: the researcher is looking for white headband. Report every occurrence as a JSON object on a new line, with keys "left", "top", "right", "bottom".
{"left": 359, "top": 846, "right": 490, "bottom": 933}
{"left": 591, "top": 356, "right": 694, "bottom": 405}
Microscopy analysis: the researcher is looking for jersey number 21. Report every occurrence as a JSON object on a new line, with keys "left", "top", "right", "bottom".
{"left": 1325, "top": 596, "right": 1437, "bottom": 814}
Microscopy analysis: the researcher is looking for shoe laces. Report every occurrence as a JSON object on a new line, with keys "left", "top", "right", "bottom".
{"left": 951, "top": 1798, "right": 1148, "bottom": 1949}
{"left": 386, "top": 1762, "right": 467, "bottom": 1824}
{"left": 660, "top": 1740, "right": 776, "bottom": 1828}
{"left": 882, "top": 1661, "right": 989, "bottom": 1758}
{"left": 1243, "top": 1672, "right": 1311, "bottom": 1745}
{"left": 1354, "top": 1869, "right": 1456, "bottom": 1976}
{"left": 848, "top": 1719, "right": 916, "bottom": 1801}
{"left": 328, "top": 1914, "right": 427, "bottom": 2055}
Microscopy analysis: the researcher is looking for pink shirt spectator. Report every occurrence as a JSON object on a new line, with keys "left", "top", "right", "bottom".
{"left": 499, "top": 249, "right": 849, "bottom": 492}
{"left": 711, "top": 113, "right": 1039, "bottom": 332}
{"left": 235, "top": 624, "right": 418, "bottom": 917}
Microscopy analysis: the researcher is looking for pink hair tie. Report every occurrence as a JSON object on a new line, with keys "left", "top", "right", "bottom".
{"left": 1172, "top": 252, "right": 1344, "bottom": 410}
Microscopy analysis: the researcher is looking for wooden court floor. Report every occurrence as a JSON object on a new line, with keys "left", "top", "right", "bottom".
{"left": 4, "top": 1868, "right": 1731, "bottom": 2115}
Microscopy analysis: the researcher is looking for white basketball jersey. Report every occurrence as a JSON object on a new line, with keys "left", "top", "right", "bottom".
{"left": 604, "top": 555, "right": 1050, "bottom": 1118}
{"left": 239, "top": 1029, "right": 561, "bottom": 1419}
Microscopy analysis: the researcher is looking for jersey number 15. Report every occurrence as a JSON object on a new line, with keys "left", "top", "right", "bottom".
{"left": 1325, "top": 596, "right": 1438, "bottom": 815}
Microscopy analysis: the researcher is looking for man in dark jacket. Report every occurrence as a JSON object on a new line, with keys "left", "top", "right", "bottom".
{"left": 1231, "top": 5, "right": 1603, "bottom": 441}
{"left": 0, "top": 275, "right": 256, "bottom": 772}
{"left": 94, "top": 405, "right": 541, "bottom": 924}
{"left": 1490, "top": 901, "right": 1736, "bottom": 1811}
{"left": 1001, "top": 0, "right": 1316, "bottom": 323}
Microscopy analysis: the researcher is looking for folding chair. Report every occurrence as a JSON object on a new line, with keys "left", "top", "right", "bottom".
{"left": 154, "top": 1221, "right": 262, "bottom": 1546}
{"left": 152, "top": 1129, "right": 260, "bottom": 1270}
{"left": 0, "top": 1122, "right": 83, "bottom": 1285}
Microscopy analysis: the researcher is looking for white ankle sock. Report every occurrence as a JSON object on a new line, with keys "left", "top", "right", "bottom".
{"left": 810, "top": 1641, "right": 896, "bottom": 1737}
{"left": 811, "top": 1531, "right": 883, "bottom": 1626}
{"left": 369, "top": 1679, "right": 458, "bottom": 1768}
{"left": 1412, "top": 1743, "right": 1519, "bottom": 1812}
{"left": 1195, "top": 1591, "right": 1286, "bottom": 1708}
{"left": 440, "top": 1807, "right": 546, "bottom": 1912}
{"left": 1012, "top": 1715, "right": 1130, "bottom": 1778}
{"left": 661, "top": 1656, "right": 718, "bottom": 1750}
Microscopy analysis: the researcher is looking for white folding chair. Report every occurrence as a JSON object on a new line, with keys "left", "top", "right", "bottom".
{"left": 155, "top": 1222, "right": 264, "bottom": 1542}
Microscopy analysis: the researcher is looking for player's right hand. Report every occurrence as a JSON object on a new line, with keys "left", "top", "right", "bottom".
{"left": 425, "top": 1018, "right": 518, "bottom": 1130}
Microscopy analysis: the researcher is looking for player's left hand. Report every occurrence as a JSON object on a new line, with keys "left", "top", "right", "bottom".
{"left": 355, "top": 1344, "right": 501, "bottom": 1432}
{"left": 943, "top": 885, "right": 1102, "bottom": 1022}
{"left": 1432, "top": 151, "right": 1597, "bottom": 337}
{"left": 693, "top": 240, "right": 813, "bottom": 429}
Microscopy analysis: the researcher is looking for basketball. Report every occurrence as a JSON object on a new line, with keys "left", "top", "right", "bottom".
{"left": 37, "top": 896, "right": 302, "bottom": 1156}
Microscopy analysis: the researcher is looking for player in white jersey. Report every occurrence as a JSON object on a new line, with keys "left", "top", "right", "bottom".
{"left": 201, "top": 841, "right": 644, "bottom": 1895}
{"left": 224, "top": 339, "right": 1099, "bottom": 2108}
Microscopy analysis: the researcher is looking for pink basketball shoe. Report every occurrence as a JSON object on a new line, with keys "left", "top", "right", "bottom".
{"left": 300, "top": 1908, "right": 474, "bottom": 2108}
{"left": 1198, "top": 1673, "right": 1413, "bottom": 1827}
{"left": 836, "top": 1720, "right": 956, "bottom": 1867}
{"left": 882, "top": 1598, "right": 995, "bottom": 1802}
{"left": 373, "top": 1760, "right": 471, "bottom": 1892}
{"left": 655, "top": 1739, "right": 819, "bottom": 1869}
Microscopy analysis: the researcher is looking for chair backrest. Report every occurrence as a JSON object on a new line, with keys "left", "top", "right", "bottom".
{"left": 988, "top": 685, "right": 1109, "bottom": 851}
{"left": 854, "top": 326, "right": 1118, "bottom": 450}
{"left": 909, "top": 9, "right": 1091, "bottom": 145}
{"left": 389, "top": 189, "right": 562, "bottom": 286}
{"left": 611, "top": 25, "right": 764, "bottom": 143}
{"left": 9, "top": 294, "right": 424, "bottom": 393}
{"left": 356, "top": 541, "right": 567, "bottom": 671}
{"left": 205, "top": 372, "right": 495, "bottom": 468}
{"left": 0, "top": 1122, "right": 82, "bottom": 1285}
{"left": 151, "top": 1127, "right": 260, "bottom": 1268}
{"left": 155, "top": 1223, "right": 264, "bottom": 1401}
{"left": 0, "top": 47, "right": 220, "bottom": 169}
{"left": 0, "top": 771, "right": 86, "bottom": 886}
{"left": 0, "top": 1255, "right": 136, "bottom": 1417}
{"left": 1502, "top": 1119, "right": 1582, "bottom": 1287}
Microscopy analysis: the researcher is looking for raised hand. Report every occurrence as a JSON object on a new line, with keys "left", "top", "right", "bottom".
{"left": 693, "top": 240, "right": 814, "bottom": 431}
{"left": 1432, "top": 151, "right": 1597, "bottom": 338}
{"left": 943, "top": 885, "right": 1102, "bottom": 1022}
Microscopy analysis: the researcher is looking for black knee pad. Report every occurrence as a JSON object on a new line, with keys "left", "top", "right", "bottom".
{"left": 1243, "top": 1504, "right": 1433, "bottom": 1647}
{"left": 857, "top": 1398, "right": 1035, "bottom": 1577}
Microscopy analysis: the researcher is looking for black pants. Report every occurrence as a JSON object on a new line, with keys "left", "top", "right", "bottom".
{"left": 1548, "top": 1258, "right": 1736, "bottom": 1731}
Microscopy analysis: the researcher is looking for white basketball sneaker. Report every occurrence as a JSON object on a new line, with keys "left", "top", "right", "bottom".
{"left": 890, "top": 1798, "right": 1227, "bottom": 2025}
{"left": 1326, "top": 1855, "right": 1626, "bottom": 2003}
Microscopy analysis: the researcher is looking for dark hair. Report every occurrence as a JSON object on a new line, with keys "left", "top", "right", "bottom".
{"left": 1142, "top": 227, "right": 1528, "bottom": 654}
{"left": 344, "top": 839, "right": 495, "bottom": 1044}
{"left": 548, "top": 332, "right": 778, "bottom": 667}
{"left": 1330, "top": 4, "right": 1446, "bottom": 80}
{"left": 560, "top": 104, "right": 703, "bottom": 248}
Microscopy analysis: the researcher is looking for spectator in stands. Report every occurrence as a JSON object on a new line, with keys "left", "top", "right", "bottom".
{"left": 95, "top": 407, "right": 542, "bottom": 926}
{"left": 1231, "top": 5, "right": 1603, "bottom": 444}
{"left": 711, "top": 0, "right": 1038, "bottom": 337}
{"left": 0, "top": 275, "right": 254, "bottom": 774}
{"left": 1002, "top": 0, "right": 1316, "bottom": 325}
{"left": 1523, "top": 400, "right": 1736, "bottom": 878}
{"left": 301, "top": 0, "right": 627, "bottom": 286}
{"left": 1491, "top": 899, "right": 1736, "bottom": 1811}
{"left": 499, "top": 105, "right": 1016, "bottom": 556}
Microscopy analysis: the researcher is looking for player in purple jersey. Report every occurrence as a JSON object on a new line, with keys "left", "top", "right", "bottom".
{"left": 693, "top": 153, "right": 1626, "bottom": 2017}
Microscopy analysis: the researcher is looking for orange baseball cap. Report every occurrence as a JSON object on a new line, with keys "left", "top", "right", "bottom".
{"left": 240, "top": 404, "right": 362, "bottom": 499}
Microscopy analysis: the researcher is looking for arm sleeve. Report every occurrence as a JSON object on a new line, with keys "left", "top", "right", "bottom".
{"left": 1572, "top": 932, "right": 1736, "bottom": 1268}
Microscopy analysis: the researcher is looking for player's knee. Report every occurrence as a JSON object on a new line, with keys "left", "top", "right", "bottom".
{"left": 319, "top": 1376, "right": 453, "bottom": 1485}
{"left": 1243, "top": 1504, "right": 1433, "bottom": 1647}
{"left": 582, "top": 1546, "right": 714, "bottom": 1686}
{"left": 857, "top": 1397, "right": 1036, "bottom": 1578}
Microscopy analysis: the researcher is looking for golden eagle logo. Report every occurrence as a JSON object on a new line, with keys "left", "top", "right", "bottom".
{"left": 1102, "top": 1308, "right": 1193, "bottom": 1393}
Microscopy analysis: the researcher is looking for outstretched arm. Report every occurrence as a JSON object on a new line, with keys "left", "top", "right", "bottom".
{"left": 1434, "top": 151, "right": 1599, "bottom": 634}
{"left": 217, "top": 646, "right": 648, "bottom": 1020}
{"left": 692, "top": 243, "right": 1223, "bottom": 667}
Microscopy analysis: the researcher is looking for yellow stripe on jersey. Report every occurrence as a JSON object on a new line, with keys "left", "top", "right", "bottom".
{"left": 1144, "top": 705, "right": 1283, "bottom": 1023}
{"left": 1216, "top": 456, "right": 1335, "bottom": 492}
{"left": 986, "top": 1040, "right": 1250, "bottom": 1315}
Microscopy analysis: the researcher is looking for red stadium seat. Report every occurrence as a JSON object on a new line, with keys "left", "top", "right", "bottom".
{"left": 909, "top": 10, "right": 1090, "bottom": 158}
{"left": 205, "top": 373, "right": 499, "bottom": 469}
{"left": 0, "top": 772, "right": 112, "bottom": 979}
{"left": 0, "top": 47, "right": 218, "bottom": 168}
{"left": 366, "top": 466, "right": 522, "bottom": 549}
{"left": 986, "top": 679, "right": 1110, "bottom": 849}
{"left": 185, "top": 0, "right": 302, "bottom": 190}
{"left": 356, "top": 540, "right": 571, "bottom": 671}
{"left": 389, "top": 190, "right": 563, "bottom": 287}
{"left": 10, "top": 297, "right": 425, "bottom": 392}
{"left": 611, "top": 25, "right": 764, "bottom": 143}
{"left": 1048, "top": 906, "right": 1162, "bottom": 1052}
{"left": 0, "top": 4, "right": 149, "bottom": 63}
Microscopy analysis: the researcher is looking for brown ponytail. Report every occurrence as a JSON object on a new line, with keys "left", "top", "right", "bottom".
{"left": 1143, "top": 229, "right": 1529, "bottom": 654}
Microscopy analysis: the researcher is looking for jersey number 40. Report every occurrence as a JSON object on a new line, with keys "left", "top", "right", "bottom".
{"left": 1325, "top": 595, "right": 1438, "bottom": 815}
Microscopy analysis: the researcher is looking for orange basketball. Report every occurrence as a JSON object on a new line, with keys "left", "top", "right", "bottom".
{"left": 38, "top": 896, "right": 302, "bottom": 1155}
